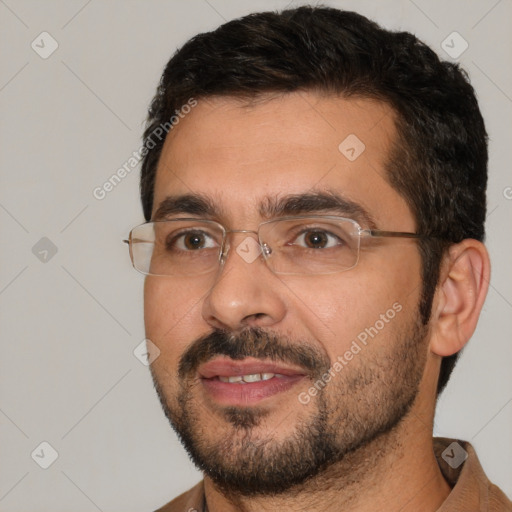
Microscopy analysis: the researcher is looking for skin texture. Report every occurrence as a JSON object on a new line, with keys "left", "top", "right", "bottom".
{"left": 144, "top": 91, "right": 490, "bottom": 512}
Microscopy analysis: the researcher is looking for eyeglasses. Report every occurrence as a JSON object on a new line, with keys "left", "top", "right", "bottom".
{"left": 124, "top": 216, "right": 422, "bottom": 277}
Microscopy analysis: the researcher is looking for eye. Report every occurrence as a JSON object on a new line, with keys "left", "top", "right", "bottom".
{"left": 293, "top": 229, "right": 342, "bottom": 249}
{"left": 167, "top": 230, "right": 218, "bottom": 251}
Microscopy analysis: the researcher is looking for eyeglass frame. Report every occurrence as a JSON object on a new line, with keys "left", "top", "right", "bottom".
{"left": 123, "top": 215, "right": 425, "bottom": 277}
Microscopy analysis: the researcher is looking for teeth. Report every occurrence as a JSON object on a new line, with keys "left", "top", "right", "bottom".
{"left": 218, "top": 373, "right": 277, "bottom": 383}
{"left": 243, "top": 373, "right": 261, "bottom": 382}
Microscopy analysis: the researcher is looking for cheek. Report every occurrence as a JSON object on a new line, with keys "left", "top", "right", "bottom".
{"left": 283, "top": 274, "right": 370, "bottom": 349}
{"left": 284, "top": 252, "right": 421, "bottom": 355}
{"left": 143, "top": 277, "right": 209, "bottom": 352}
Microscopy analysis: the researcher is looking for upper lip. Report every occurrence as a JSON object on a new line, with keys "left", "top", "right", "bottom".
{"left": 198, "top": 357, "right": 308, "bottom": 379}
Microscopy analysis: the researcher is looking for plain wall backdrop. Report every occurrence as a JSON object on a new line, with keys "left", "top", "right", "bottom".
{"left": 1, "top": 0, "right": 511, "bottom": 510}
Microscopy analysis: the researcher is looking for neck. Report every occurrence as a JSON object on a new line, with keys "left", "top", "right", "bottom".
{"left": 203, "top": 412, "right": 451, "bottom": 512}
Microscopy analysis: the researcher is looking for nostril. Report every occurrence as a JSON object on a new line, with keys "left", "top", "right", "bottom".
{"left": 242, "top": 312, "right": 268, "bottom": 325}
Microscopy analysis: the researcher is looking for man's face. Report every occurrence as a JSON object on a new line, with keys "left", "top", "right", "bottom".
{"left": 145, "top": 92, "right": 428, "bottom": 494}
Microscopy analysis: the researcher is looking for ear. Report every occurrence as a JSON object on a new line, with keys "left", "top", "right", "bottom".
{"left": 429, "top": 240, "right": 490, "bottom": 357}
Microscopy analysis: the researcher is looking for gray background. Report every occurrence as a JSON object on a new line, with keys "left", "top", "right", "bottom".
{"left": 0, "top": 0, "right": 511, "bottom": 510}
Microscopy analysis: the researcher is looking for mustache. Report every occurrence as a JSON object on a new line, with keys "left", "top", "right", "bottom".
{"left": 178, "top": 327, "right": 331, "bottom": 380}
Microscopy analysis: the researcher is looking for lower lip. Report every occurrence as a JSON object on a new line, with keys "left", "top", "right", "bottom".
{"left": 201, "top": 375, "right": 306, "bottom": 406}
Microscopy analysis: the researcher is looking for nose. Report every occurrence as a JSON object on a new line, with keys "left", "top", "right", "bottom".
{"left": 201, "top": 232, "right": 287, "bottom": 331}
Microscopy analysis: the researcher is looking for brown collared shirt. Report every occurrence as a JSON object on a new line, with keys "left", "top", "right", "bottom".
{"left": 155, "top": 438, "right": 512, "bottom": 511}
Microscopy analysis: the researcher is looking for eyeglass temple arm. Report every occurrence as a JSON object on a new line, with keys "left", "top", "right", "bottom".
{"left": 362, "top": 229, "right": 423, "bottom": 239}
{"left": 123, "top": 237, "right": 150, "bottom": 244}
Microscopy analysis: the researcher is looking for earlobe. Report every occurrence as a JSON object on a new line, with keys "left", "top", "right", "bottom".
{"left": 430, "top": 240, "right": 490, "bottom": 357}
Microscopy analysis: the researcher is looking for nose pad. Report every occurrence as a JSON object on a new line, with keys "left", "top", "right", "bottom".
{"left": 262, "top": 242, "right": 272, "bottom": 256}
{"left": 220, "top": 241, "right": 231, "bottom": 265}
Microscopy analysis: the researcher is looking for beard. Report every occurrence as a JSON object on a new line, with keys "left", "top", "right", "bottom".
{"left": 150, "top": 316, "right": 428, "bottom": 497}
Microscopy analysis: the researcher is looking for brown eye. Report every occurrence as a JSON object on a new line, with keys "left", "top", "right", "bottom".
{"left": 304, "top": 231, "right": 329, "bottom": 249}
{"left": 297, "top": 229, "right": 340, "bottom": 249}
{"left": 183, "top": 232, "right": 206, "bottom": 250}
{"left": 166, "top": 230, "right": 218, "bottom": 252}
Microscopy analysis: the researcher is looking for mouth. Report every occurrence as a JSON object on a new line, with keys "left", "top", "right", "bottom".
{"left": 198, "top": 357, "right": 308, "bottom": 406}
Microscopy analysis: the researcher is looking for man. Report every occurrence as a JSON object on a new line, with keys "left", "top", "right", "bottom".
{"left": 125, "top": 6, "right": 512, "bottom": 511}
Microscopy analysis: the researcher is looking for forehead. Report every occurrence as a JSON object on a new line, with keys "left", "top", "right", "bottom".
{"left": 153, "top": 92, "right": 413, "bottom": 229}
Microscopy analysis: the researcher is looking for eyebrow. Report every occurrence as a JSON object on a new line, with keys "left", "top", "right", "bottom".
{"left": 261, "top": 191, "right": 377, "bottom": 229}
{"left": 152, "top": 191, "right": 377, "bottom": 229}
{"left": 152, "top": 194, "right": 219, "bottom": 221}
